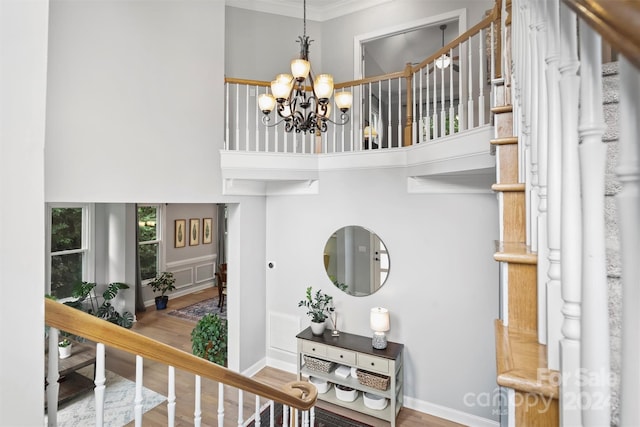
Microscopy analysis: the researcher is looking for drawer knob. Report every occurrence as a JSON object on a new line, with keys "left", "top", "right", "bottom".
{"left": 371, "top": 362, "right": 375, "bottom": 366}
{"left": 312, "top": 348, "right": 315, "bottom": 351}
{"left": 340, "top": 355, "right": 343, "bottom": 358}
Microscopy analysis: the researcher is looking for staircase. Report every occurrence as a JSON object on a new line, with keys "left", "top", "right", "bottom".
{"left": 491, "top": 76, "right": 560, "bottom": 425}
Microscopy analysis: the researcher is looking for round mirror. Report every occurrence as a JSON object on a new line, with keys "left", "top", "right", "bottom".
{"left": 323, "top": 226, "right": 390, "bottom": 296}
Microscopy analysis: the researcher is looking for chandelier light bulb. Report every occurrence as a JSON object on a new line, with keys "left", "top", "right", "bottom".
{"left": 291, "top": 59, "right": 311, "bottom": 80}
{"left": 334, "top": 91, "right": 353, "bottom": 111}
{"left": 271, "top": 75, "right": 293, "bottom": 100}
{"left": 258, "top": 93, "right": 276, "bottom": 113}
{"left": 314, "top": 74, "right": 334, "bottom": 100}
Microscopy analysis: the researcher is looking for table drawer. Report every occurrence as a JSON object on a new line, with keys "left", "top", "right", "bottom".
{"left": 357, "top": 354, "right": 389, "bottom": 374}
{"left": 327, "top": 346, "right": 356, "bottom": 365}
{"left": 301, "top": 340, "right": 327, "bottom": 357}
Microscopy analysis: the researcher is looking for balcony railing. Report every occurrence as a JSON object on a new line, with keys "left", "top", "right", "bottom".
{"left": 224, "top": 1, "right": 502, "bottom": 155}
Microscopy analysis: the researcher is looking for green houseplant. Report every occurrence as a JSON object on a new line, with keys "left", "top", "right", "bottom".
{"left": 298, "top": 286, "right": 334, "bottom": 335}
{"left": 64, "top": 281, "right": 134, "bottom": 328}
{"left": 191, "top": 314, "right": 227, "bottom": 366}
{"left": 149, "top": 271, "right": 176, "bottom": 310}
{"left": 58, "top": 337, "right": 72, "bottom": 359}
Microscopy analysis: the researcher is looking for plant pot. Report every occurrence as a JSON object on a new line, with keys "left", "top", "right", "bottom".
{"left": 155, "top": 295, "right": 169, "bottom": 310}
{"left": 310, "top": 320, "right": 326, "bottom": 336}
{"left": 58, "top": 343, "right": 72, "bottom": 359}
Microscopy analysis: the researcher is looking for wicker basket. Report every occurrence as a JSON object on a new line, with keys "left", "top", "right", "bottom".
{"left": 356, "top": 369, "right": 390, "bottom": 391}
{"left": 303, "top": 355, "right": 336, "bottom": 373}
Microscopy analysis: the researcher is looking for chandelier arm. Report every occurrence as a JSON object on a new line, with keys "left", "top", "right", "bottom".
{"left": 322, "top": 112, "right": 351, "bottom": 126}
{"left": 261, "top": 115, "right": 291, "bottom": 128}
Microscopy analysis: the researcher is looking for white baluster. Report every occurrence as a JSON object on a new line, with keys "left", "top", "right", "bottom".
{"left": 283, "top": 405, "right": 289, "bottom": 427}
{"left": 490, "top": 21, "right": 495, "bottom": 82}
{"left": 167, "top": 366, "right": 176, "bottom": 427}
{"left": 237, "top": 389, "right": 244, "bottom": 427}
{"left": 269, "top": 400, "right": 275, "bottom": 427}
{"left": 543, "top": 0, "right": 562, "bottom": 371}
{"left": 95, "top": 343, "right": 106, "bottom": 427}
{"left": 46, "top": 328, "right": 60, "bottom": 427}
{"left": 467, "top": 35, "right": 474, "bottom": 130}
{"left": 234, "top": 84, "right": 241, "bottom": 152}
{"left": 225, "top": 83, "right": 230, "bottom": 150}
{"left": 558, "top": 2, "right": 582, "bottom": 424}
{"left": 387, "top": 79, "right": 392, "bottom": 147}
{"left": 377, "top": 82, "right": 382, "bottom": 147}
{"left": 254, "top": 395, "right": 261, "bottom": 427}
{"left": 478, "top": 28, "right": 485, "bottom": 126}
{"left": 255, "top": 85, "right": 261, "bottom": 152}
{"left": 194, "top": 375, "right": 202, "bottom": 427}
{"left": 440, "top": 56, "right": 445, "bottom": 134}
{"left": 433, "top": 59, "right": 439, "bottom": 139}
{"left": 310, "top": 407, "right": 315, "bottom": 427}
{"left": 458, "top": 38, "right": 465, "bottom": 132}
{"left": 578, "top": 22, "right": 610, "bottom": 427}
{"left": 425, "top": 71, "right": 430, "bottom": 142}
{"left": 449, "top": 47, "right": 455, "bottom": 135}
{"left": 419, "top": 65, "right": 424, "bottom": 143}
{"left": 218, "top": 382, "right": 225, "bottom": 427}
{"left": 412, "top": 71, "right": 417, "bottom": 144}
{"left": 529, "top": 0, "right": 540, "bottom": 252}
{"left": 134, "top": 355, "right": 143, "bottom": 427}
{"left": 618, "top": 58, "right": 640, "bottom": 427}
{"left": 245, "top": 85, "right": 251, "bottom": 151}
{"left": 397, "top": 77, "right": 402, "bottom": 146}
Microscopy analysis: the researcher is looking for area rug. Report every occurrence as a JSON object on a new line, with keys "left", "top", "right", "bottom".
{"left": 167, "top": 296, "right": 227, "bottom": 322}
{"left": 44, "top": 366, "right": 166, "bottom": 426}
{"left": 247, "top": 402, "right": 373, "bottom": 427}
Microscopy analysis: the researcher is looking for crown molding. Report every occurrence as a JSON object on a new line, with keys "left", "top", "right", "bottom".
{"left": 225, "top": 0, "right": 394, "bottom": 22}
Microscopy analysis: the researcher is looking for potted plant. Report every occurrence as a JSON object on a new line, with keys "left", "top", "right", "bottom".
{"left": 191, "top": 314, "right": 227, "bottom": 366}
{"left": 64, "top": 281, "right": 134, "bottom": 328}
{"left": 149, "top": 272, "right": 176, "bottom": 310}
{"left": 58, "top": 337, "right": 72, "bottom": 359}
{"left": 298, "top": 286, "right": 334, "bottom": 335}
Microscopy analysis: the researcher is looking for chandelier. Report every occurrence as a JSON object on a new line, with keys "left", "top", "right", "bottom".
{"left": 257, "top": 0, "right": 352, "bottom": 134}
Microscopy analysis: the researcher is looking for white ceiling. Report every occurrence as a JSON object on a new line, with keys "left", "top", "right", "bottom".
{"left": 225, "top": 0, "right": 394, "bottom": 22}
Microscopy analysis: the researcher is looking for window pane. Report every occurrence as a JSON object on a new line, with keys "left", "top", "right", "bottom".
{"left": 138, "top": 206, "right": 157, "bottom": 242}
{"left": 51, "top": 208, "right": 82, "bottom": 252}
{"left": 51, "top": 252, "right": 83, "bottom": 298}
{"left": 140, "top": 243, "right": 158, "bottom": 281}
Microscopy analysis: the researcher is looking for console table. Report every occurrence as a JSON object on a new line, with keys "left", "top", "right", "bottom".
{"left": 296, "top": 327, "right": 404, "bottom": 426}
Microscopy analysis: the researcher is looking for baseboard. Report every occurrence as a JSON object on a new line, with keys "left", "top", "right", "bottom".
{"left": 143, "top": 282, "right": 214, "bottom": 308}
{"left": 263, "top": 358, "right": 500, "bottom": 427}
{"left": 403, "top": 396, "right": 499, "bottom": 427}
{"left": 242, "top": 357, "right": 267, "bottom": 378}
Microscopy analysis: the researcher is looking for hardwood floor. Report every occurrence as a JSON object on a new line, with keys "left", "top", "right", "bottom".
{"left": 106, "top": 288, "right": 465, "bottom": 427}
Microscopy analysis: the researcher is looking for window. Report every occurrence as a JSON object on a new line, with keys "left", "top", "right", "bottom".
{"left": 138, "top": 205, "right": 162, "bottom": 282}
{"left": 47, "top": 204, "right": 93, "bottom": 298}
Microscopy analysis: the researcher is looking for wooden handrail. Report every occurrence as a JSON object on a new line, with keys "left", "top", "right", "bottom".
{"left": 562, "top": 0, "right": 640, "bottom": 70}
{"left": 45, "top": 298, "right": 317, "bottom": 410}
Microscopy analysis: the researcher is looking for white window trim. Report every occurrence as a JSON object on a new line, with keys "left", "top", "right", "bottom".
{"left": 45, "top": 203, "right": 95, "bottom": 295}
{"left": 138, "top": 203, "right": 165, "bottom": 285}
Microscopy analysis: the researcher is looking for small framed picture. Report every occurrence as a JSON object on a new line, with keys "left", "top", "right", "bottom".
{"left": 189, "top": 218, "right": 199, "bottom": 246}
{"left": 203, "top": 218, "right": 213, "bottom": 244}
{"left": 174, "top": 219, "right": 186, "bottom": 248}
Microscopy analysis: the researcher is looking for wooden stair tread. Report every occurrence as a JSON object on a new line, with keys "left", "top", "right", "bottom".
{"left": 492, "top": 104, "right": 513, "bottom": 114}
{"left": 495, "top": 320, "right": 559, "bottom": 399}
{"left": 491, "top": 136, "right": 518, "bottom": 145}
{"left": 494, "top": 241, "right": 537, "bottom": 264}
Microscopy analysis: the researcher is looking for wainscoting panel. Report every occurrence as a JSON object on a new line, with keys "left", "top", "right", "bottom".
{"left": 195, "top": 262, "right": 214, "bottom": 284}
{"left": 269, "top": 312, "right": 301, "bottom": 354}
{"left": 171, "top": 268, "right": 193, "bottom": 289}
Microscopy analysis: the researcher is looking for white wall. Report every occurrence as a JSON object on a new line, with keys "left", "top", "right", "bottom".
{"left": 265, "top": 168, "right": 499, "bottom": 421}
{"left": 45, "top": 0, "right": 226, "bottom": 202}
{"left": 0, "top": 0, "right": 49, "bottom": 424}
